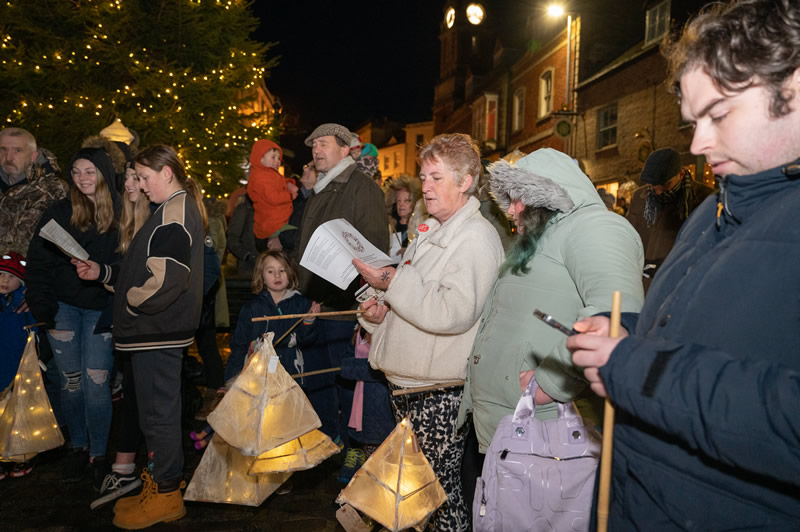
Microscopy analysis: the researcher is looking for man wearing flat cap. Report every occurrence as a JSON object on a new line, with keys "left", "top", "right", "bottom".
{"left": 626, "top": 147, "right": 713, "bottom": 291}
{"left": 296, "top": 122, "right": 389, "bottom": 445}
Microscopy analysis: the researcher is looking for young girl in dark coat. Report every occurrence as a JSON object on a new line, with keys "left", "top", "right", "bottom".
{"left": 225, "top": 250, "right": 319, "bottom": 382}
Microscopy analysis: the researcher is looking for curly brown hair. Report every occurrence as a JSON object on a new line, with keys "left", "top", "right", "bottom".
{"left": 664, "top": 0, "right": 800, "bottom": 118}
{"left": 417, "top": 133, "right": 481, "bottom": 194}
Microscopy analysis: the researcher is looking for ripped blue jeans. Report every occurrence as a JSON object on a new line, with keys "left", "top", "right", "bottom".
{"left": 47, "top": 303, "right": 113, "bottom": 458}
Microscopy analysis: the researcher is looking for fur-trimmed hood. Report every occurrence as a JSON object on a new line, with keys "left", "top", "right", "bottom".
{"left": 489, "top": 148, "right": 603, "bottom": 218}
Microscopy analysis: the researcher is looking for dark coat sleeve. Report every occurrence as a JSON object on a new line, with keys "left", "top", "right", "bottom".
{"left": 601, "top": 335, "right": 800, "bottom": 487}
{"left": 24, "top": 207, "right": 60, "bottom": 327}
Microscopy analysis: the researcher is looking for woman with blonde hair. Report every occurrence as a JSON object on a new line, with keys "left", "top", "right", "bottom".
{"left": 384, "top": 174, "right": 421, "bottom": 261}
{"left": 26, "top": 147, "right": 121, "bottom": 490}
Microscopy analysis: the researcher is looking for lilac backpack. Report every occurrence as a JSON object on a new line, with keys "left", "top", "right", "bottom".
{"left": 473, "top": 378, "right": 601, "bottom": 532}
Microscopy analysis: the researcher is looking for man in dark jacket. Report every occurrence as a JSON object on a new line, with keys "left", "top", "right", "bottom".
{"left": 626, "top": 147, "right": 713, "bottom": 291}
{"left": 297, "top": 123, "right": 389, "bottom": 469}
{"left": 568, "top": 0, "right": 800, "bottom": 529}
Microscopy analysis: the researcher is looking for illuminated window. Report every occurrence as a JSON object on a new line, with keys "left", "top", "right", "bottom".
{"left": 645, "top": 0, "right": 670, "bottom": 45}
{"left": 597, "top": 103, "right": 618, "bottom": 149}
{"left": 538, "top": 70, "right": 553, "bottom": 118}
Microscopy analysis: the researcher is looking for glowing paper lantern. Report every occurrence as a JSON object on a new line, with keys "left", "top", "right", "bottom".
{"left": 249, "top": 429, "right": 340, "bottom": 475}
{"left": 0, "top": 331, "right": 64, "bottom": 459}
{"left": 207, "top": 334, "right": 321, "bottom": 456}
{"left": 184, "top": 433, "right": 290, "bottom": 506}
{"left": 336, "top": 419, "right": 446, "bottom": 532}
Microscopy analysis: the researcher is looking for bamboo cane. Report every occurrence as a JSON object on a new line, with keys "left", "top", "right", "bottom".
{"left": 23, "top": 322, "right": 46, "bottom": 330}
{"left": 597, "top": 290, "right": 622, "bottom": 532}
{"left": 390, "top": 380, "right": 465, "bottom": 396}
{"left": 252, "top": 309, "right": 365, "bottom": 322}
{"left": 290, "top": 367, "right": 341, "bottom": 379}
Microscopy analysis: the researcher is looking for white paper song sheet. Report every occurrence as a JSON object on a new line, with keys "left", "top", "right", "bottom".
{"left": 300, "top": 218, "right": 394, "bottom": 290}
{"left": 39, "top": 219, "right": 90, "bottom": 261}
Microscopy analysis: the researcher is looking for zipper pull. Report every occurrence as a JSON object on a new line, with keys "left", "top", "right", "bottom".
{"left": 500, "top": 449, "right": 509, "bottom": 460}
{"left": 716, "top": 201, "right": 723, "bottom": 229}
{"left": 480, "top": 479, "right": 487, "bottom": 516}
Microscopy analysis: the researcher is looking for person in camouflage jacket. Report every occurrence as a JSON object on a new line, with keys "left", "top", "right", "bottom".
{"left": 0, "top": 127, "right": 69, "bottom": 256}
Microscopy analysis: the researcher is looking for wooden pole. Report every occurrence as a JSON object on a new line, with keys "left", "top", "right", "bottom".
{"left": 290, "top": 367, "right": 341, "bottom": 379}
{"left": 597, "top": 290, "right": 622, "bottom": 532}
{"left": 390, "top": 380, "right": 465, "bottom": 396}
{"left": 23, "top": 322, "right": 46, "bottom": 330}
{"left": 272, "top": 317, "right": 305, "bottom": 347}
{"left": 252, "top": 309, "right": 365, "bottom": 322}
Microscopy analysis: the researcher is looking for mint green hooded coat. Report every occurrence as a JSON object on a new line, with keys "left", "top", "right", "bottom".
{"left": 459, "top": 148, "right": 645, "bottom": 452}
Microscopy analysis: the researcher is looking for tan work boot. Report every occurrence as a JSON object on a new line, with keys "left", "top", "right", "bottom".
{"left": 113, "top": 468, "right": 154, "bottom": 515}
{"left": 112, "top": 470, "right": 186, "bottom": 529}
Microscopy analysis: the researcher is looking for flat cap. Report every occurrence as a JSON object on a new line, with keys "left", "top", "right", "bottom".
{"left": 304, "top": 123, "right": 352, "bottom": 147}
{"left": 640, "top": 148, "right": 682, "bottom": 185}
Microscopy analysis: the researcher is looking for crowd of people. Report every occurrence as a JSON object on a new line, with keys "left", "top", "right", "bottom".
{"left": 1, "top": 0, "right": 799, "bottom": 529}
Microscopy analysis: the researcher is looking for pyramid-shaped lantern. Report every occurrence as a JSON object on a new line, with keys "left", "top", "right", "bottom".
{"left": 184, "top": 433, "right": 290, "bottom": 506}
{"left": 0, "top": 331, "right": 64, "bottom": 459}
{"left": 336, "top": 419, "right": 446, "bottom": 532}
{"left": 207, "top": 334, "right": 321, "bottom": 456}
{"left": 250, "top": 429, "right": 340, "bottom": 475}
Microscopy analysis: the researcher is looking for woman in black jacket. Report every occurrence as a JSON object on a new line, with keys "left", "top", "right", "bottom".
{"left": 26, "top": 148, "right": 120, "bottom": 488}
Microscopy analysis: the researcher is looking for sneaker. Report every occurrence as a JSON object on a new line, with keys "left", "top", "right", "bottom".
{"left": 112, "top": 470, "right": 186, "bottom": 529}
{"left": 90, "top": 470, "right": 142, "bottom": 510}
{"left": 9, "top": 461, "right": 34, "bottom": 478}
{"left": 62, "top": 448, "right": 89, "bottom": 483}
{"left": 337, "top": 447, "right": 366, "bottom": 484}
{"left": 90, "top": 457, "right": 111, "bottom": 491}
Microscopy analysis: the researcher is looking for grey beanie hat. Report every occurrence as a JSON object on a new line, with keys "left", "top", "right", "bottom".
{"left": 640, "top": 148, "right": 681, "bottom": 185}
{"left": 304, "top": 123, "right": 352, "bottom": 147}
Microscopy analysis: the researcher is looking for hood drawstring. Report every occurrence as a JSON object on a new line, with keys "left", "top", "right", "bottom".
{"left": 715, "top": 176, "right": 740, "bottom": 229}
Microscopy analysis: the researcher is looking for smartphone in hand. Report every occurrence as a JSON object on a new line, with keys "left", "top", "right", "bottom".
{"left": 533, "top": 309, "right": 577, "bottom": 336}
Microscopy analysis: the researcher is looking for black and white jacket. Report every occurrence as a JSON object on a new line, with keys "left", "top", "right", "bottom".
{"left": 112, "top": 189, "right": 204, "bottom": 351}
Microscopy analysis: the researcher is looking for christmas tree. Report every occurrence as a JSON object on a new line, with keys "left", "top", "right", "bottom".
{"left": 0, "top": 0, "right": 279, "bottom": 198}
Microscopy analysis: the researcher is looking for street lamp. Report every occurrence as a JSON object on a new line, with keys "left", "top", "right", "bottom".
{"left": 548, "top": 4, "right": 573, "bottom": 110}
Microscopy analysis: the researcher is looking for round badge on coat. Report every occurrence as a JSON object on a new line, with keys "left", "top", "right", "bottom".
{"left": 418, "top": 224, "right": 429, "bottom": 232}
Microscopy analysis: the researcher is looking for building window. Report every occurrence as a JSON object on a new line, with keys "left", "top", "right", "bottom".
{"left": 384, "top": 155, "right": 390, "bottom": 170}
{"left": 472, "top": 93, "right": 498, "bottom": 147}
{"left": 512, "top": 87, "right": 525, "bottom": 132}
{"left": 538, "top": 69, "right": 553, "bottom": 118}
{"left": 597, "top": 103, "right": 618, "bottom": 149}
{"left": 393, "top": 152, "right": 399, "bottom": 169}
{"left": 645, "top": 0, "right": 670, "bottom": 45}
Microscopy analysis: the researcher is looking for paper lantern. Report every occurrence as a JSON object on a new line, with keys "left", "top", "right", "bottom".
{"left": 0, "top": 332, "right": 64, "bottom": 459}
{"left": 249, "top": 429, "right": 340, "bottom": 475}
{"left": 207, "top": 334, "right": 321, "bottom": 456}
{"left": 336, "top": 419, "right": 446, "bottom": 532}
{"left": 184, "top": 433, "right": 290, "bottom": 506}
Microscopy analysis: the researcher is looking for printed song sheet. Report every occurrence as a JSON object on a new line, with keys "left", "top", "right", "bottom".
{"left": 300, "top": 219, "right": 393, "bottom": 290}
{"left": 39, "top": 219, "right": 90, "bottom": 262}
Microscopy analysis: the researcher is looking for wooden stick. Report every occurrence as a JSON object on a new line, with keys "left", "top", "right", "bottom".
{"left": 252, "top": 309, "right": 365, "bottom": 322}
{"left": 290, "top": 367, "right": 341, "bottom": 379}
{"left": 597, "top": 290, "right": 622, "bottom": 532}
{"left": 272, "top": 317, "right": 304, "bottom": 347}
{"left": 391, "top": 380, "right": 465, "bottom": 396}
{"left": 23, "top": 322, "right": 46, "bottom": 330}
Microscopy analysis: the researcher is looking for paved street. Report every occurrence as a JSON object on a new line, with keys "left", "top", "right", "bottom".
{"left": 0, "top": 424, "right": 348, "bottom": 531}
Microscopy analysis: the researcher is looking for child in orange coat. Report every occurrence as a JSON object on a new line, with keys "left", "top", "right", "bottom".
{"left": 246, "top": 139, "right": 298, "bottom": 251}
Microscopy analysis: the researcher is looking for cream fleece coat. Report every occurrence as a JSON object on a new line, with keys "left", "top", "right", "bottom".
{"left": 367, "top": 196, "right": 504, "bottom": 388}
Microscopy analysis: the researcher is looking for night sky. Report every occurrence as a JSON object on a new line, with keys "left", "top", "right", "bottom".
{"left": 252, "top": 1, "right": 442, "bottom": 148}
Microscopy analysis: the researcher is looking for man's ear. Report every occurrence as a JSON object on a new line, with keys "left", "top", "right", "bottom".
{"left": 30, "top": 149, "right": 39, "bottom": 164}
{"left": 459, "top": 174, "right": 474, "bottom": 193}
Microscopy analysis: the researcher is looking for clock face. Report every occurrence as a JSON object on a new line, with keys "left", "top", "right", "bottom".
{"left": 445, "top": 7, "right": 455, "bottom": 28}
{"left": 466, "top": 3, "right": 485, "bottom": 25}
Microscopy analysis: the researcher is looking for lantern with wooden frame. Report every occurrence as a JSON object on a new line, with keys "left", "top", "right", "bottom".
{"left": 336, "top": 419, "right": 446, "bottom": 532}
